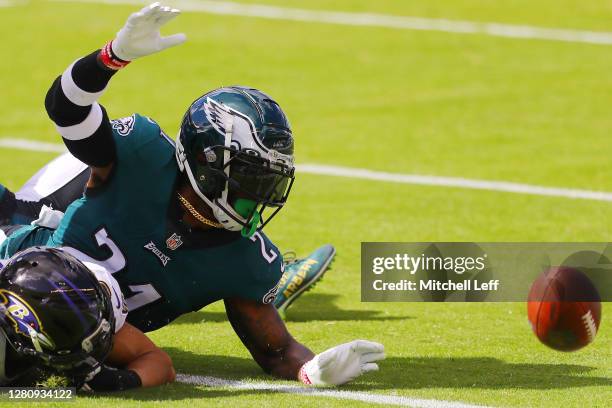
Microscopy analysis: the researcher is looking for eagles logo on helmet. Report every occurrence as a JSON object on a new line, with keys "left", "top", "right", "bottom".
{"left": 176, "top": 86, "right": 295, "bottom": 237}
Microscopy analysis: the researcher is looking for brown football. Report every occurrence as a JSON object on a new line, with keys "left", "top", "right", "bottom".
{"left": 527, "top": 267, "right": 601, "bottom": 351}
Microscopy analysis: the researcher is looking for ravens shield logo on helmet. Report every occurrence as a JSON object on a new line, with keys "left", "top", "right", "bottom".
{"left": 0, "top": 247, "right": 114, "bottom": 378}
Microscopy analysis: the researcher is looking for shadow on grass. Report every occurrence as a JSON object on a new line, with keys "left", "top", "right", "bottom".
{"left": 173, "top": 293, "right": 411, "bottom": 324}
{"left": 166, "top": 349, "right": 611, "bottom": 391}
{"left": 82, "top": 351, "right": 611, "bottom": 401}
{"left": 352, "top": 356, "right": 612, "bottom": 391}
{"left": 78, "top": 382, "right": 256, "bottom": 402}
{"left": 166, "top": 349, "right": 264, "bottom": 378}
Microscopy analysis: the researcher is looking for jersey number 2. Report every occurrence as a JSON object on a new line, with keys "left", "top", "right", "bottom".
{"left": 62, "top": 228, "right": 162, "bottom": 312}
{"left": 250, "top": 232, "right": 278, "bottom": 264}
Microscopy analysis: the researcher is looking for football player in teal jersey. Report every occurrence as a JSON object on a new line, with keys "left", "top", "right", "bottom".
{"left": 0, "top": 152, "right": 336, "bottom": 317}
{"left": 0, "top": 3, "right": 385, "bottom": 386}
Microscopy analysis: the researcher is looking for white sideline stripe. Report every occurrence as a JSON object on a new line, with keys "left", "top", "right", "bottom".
{"left": 0, "top": 138, "right": 66, "bottom": 153}
{"left": 54, "top": 0, "right": 612, "bottom": 46}
{"left": 2, "top": 137, "right": 612, "bottom": 203}
{"left": 297, "top": 164, "right": 612, "bottom": 202}
{"left": 1, "top": 0, "right": 28, "bottom": 6}
{"left": 177, "top": 374, "right": 491, "bottom": 408}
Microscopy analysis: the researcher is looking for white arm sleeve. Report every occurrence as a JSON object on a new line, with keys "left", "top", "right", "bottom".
{"left": 83, "top": 262, "right": 128, "bottom": 333}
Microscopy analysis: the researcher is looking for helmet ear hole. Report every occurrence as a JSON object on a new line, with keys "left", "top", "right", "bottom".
{"left": 194, "top": 167, "right": 228, "bottom": 197}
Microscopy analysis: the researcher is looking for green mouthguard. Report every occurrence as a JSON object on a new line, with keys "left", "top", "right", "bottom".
{"left": 234, "top": 198, "right": 260, "bottom": 238}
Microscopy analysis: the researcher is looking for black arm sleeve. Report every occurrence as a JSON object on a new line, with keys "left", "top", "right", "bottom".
{"left": 85, "top": 365, "right": 142, "bottom": 392}
{"left": 45, "top": 50, "right": 118, "bottom": 167}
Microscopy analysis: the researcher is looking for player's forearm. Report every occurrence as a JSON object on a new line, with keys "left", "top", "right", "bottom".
{"left": 103, "top": 323, "right": 176, "bottom": 389}
{"left": 44, "top": 48, "right": 119, "bottom": 167}
{"left": 45, "top": 4, "right": 184, "bottom": 170}
{"left": 225, "top": 298, "right": 315, "bottom": 380}
{"left": 258, "top": 339, "right": 314, "bottom": 381}
{"left": 44, "top": 49, "right": 119, "bottom": 168}
{"left": 126, "top": 349, "right": 176, "bottom": 387}
{"left": 86, "top": 352, "right": 175, "bottom": 391}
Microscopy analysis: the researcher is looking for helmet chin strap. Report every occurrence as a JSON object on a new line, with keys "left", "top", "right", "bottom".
{"left": 241, "top": 213, "right": 259, "bottom": 238}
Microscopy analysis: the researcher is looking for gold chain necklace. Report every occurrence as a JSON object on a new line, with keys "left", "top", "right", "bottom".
{"left": 177, "top": 193, "right": 223, "bottom": 228}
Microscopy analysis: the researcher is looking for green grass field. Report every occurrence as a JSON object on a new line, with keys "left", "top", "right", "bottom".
{"left": 0, "top": 1, "right": 611, "bottom": 406}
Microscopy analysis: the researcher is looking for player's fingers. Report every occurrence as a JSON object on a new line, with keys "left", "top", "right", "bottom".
{"left": 360, "top": 363, "right": 379, "bottom": 374}
{"left": 158, "top": 5, "right": 173, "bottom": 18}
{"left": 148, "top": 2, "right": 161, "bottom": 11}
{"left": 127, "top": 7, "right": 150, "bottom": 24}
{"left": 156, "top": 8, "right": 181, "bottom": 26}
{"left": 160, "top": 33, "right": 187, "bottom": 50}
{"left": 352, "top": 340, "right": 384, "bottom": 354}
{"left": 143, "top": 2, "right": 162, "bottom": 22}
{"left": 360, "top": 352, "right": 386, "bottom": 364}
{"left": 127, "top": 11, "right": 145, "bottom": 23}
{"left": 133, "top": 2, "right": 159, "bottom": 17}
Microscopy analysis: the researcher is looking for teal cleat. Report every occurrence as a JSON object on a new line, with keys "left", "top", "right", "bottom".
{"left": 273, "top": 244, "right": 336, "bottom": 315}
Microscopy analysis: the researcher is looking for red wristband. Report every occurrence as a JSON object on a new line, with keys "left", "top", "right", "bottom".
{"left": 298, "top": 364, "right": 312, "bottom": 385}
{"left": 99, "top": 41, "right": 130, "bottom": 70}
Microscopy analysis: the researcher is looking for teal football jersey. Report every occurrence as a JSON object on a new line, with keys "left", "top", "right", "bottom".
{"left": 0, "top": 225, "right": 54, "bottom": 260}
{"left": 0, "top": 114, "right": 283, "bottom": 332}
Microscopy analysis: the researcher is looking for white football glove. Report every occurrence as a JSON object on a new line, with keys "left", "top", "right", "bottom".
{"left": 111, "top": 2, "right": 186, "bottom": 61}
{"left": 300, "top": 340, "right": 385, "bottom": 386}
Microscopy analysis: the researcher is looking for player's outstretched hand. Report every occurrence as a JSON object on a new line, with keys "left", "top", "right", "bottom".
{"left": 112, "top": 2, "right": 186, "bottom": 61}
{"left": 299, "top": 340, "right": 385, "bottom": 386}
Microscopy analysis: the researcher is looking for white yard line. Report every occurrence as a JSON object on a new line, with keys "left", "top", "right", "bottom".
{"left": 0, "top": 0, "right": 22, "bottom": 6}
{"left": 52, "top": 0, "right": 612, "bottom": 45}
{"left": 177, "top": 374, "right": 492, "bottom": 408}
{"left": 2, "top": 137, "right": 611, "bottom": 203}
{"left": 0, "top": 138, "right": 66, "bottom": 153}
{"left": 297, "top": 164, "right": 612, "bottom": 202}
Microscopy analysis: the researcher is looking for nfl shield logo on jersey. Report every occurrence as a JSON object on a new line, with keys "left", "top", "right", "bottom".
{"left": 166, "top": 233, "right": 183, "bottom": 251}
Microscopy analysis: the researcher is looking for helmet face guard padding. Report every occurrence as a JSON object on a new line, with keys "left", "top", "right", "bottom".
{"left": 176, "top": 95, "right": 295, "bottom": 234}
{"left": 0, "top": 247, "right": 115, "bottom": 377}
